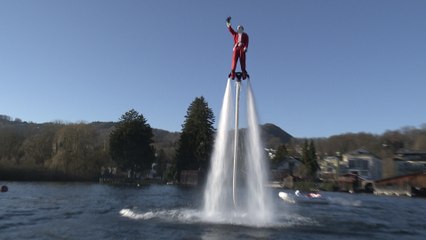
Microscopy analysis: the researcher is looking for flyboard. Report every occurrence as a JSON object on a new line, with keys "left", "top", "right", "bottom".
{"left": 228, "top": 71, "right": 249, "bottom": 208}
{"left": 228, "top": 71, "right": 250, "bottom": 82}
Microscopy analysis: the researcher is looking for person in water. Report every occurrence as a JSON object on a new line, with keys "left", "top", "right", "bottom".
{"left": 226, "top": 16, "right": 249, "bottom": 80}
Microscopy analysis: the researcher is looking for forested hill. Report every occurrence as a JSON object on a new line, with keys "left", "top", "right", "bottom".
{"left": 261, "top": 123, "right": 293, "bottom": 148}
{"left": 2, "top": 113, "right": 425, "bottom": 158}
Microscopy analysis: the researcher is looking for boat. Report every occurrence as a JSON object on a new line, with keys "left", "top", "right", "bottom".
{"left": 278, "top": 190, "right": 329, "bottom": 204}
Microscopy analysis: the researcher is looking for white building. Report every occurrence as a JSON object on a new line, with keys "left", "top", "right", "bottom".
{"left": 320, "top": 156, "right": 339, "bottom": 174}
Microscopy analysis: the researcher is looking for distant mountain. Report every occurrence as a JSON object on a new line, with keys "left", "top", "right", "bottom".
{"left": 150, "top": 123, "right": 292, "bottom": 151}
{"left": 260, "top": 123, "right": 293, "bottom": 149}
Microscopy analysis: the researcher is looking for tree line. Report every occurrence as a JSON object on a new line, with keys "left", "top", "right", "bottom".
{"left": 1, "top": 111, "right": 425, "bottom": 182}
{"left": 0, "top": 96, "right": 215, "bottom": 182}
{"left": 313, "top": 125, "right": 426, "bottom": 158}
{"left": 0, "top": 117, "right": 113, "bottom": 180}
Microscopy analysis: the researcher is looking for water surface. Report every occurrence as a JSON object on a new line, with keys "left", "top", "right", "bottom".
{"left": 1, "top": 182, "right": 425, "bottom": 239}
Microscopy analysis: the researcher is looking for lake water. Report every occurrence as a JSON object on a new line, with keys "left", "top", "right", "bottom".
{"left": 1, "top": 182, "right": 425, "bottom": 240}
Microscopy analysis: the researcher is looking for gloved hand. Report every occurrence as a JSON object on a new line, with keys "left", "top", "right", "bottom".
{"left": 226, "top": 16, "right": 231, "bottom": 23}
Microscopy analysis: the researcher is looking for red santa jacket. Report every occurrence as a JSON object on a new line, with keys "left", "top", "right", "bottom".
{"left": 228, "top": 26, "right": 249, "bottom": 51}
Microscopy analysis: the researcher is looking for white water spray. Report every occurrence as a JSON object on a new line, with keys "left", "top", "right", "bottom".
{"left": 203, "top": 78, "right": 273, "bottom": 225}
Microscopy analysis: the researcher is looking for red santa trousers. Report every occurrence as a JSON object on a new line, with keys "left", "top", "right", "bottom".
{"left": 231, "top": 46, "right": 246, "bottom": 73}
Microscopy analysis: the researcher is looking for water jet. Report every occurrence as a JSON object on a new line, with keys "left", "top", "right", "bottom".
{"left": 203, "top": 76, "right": 273, "bottom": 225}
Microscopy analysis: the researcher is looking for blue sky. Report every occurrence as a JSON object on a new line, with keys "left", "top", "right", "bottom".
{"left": 1, "top": 0, "right": 425, "bottom": 138}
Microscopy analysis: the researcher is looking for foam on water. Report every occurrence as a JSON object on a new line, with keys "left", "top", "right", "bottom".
{"left": 119, "top": 208, "right": 315, "bottom": 228}
{"left": 119, "top": 208, "right": 201, "bottom": 223}
{"left": 328, "top": 197, "right": 363, "bottom": 207}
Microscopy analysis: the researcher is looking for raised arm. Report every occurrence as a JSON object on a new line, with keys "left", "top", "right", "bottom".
{"left": 226, "top": 16, "right": 236, "bottom": 35}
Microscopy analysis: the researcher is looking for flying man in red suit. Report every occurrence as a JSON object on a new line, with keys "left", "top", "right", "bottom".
{"left": 226, "top": 16, "right": 249, "bottom": 80}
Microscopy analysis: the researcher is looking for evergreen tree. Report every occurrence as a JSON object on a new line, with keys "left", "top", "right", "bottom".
{"left": 301, "top": 139, "right": 319, "bottom": 179}
{"left": 308, "top": 139, "right": 319, "bottom": 174}
{"left": 109, "top": 109, "right": 155, "bottom": 175}
{"left": 302, "top": 139, "right": 310, "bottom": 168}
{"left": 175, "top": 97, "right": 215, "bottom": 179}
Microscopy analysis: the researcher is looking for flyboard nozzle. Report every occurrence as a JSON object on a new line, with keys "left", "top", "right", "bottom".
{"left": 235, "top": 72, "right": 243, "bottom": 82}
{"left": 229, "top": 72, "right": 250, "bottom": 82}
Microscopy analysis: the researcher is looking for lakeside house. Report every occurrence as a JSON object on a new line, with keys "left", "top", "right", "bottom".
{"left": 319, "top": 156, "right": 339, "bottom": 177}
{"left": 373, "top": 150, "right": 426, "bottom": 196}
{"left": 393, "top": 150, "right": 426, "bottom": 176}
{"left": 374, "top": 172, "right": 426, "bottom": 197}
{"left": 340, "top": 149, "right": 382, "bottom": 180}
{"left": 317, "top": 149, "right": 381, "bottom": 192}
{"left": 319, "top": 149, "right": 382, "bottom": 180}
